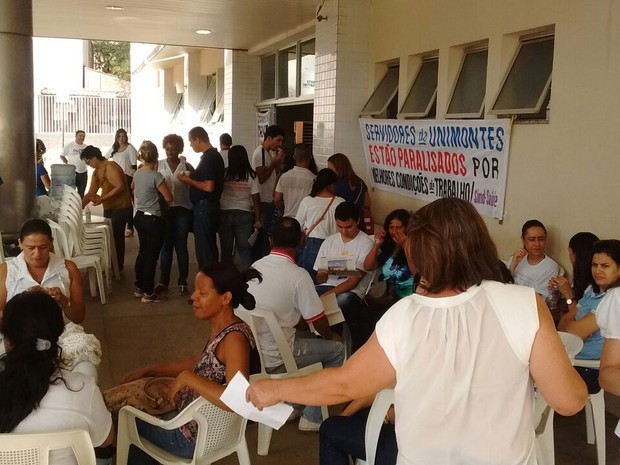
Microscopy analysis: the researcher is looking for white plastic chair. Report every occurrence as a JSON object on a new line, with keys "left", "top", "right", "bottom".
{"left": 573, "top": 358, "right": 605, "bottom": 465}
{"left": 0, "top": 429, "right": 96, "bottom": 464}
{"left": 534, "top": 332, "right": 584, "bottom": 465}
{"left": 355, "top": 388, "right": 395, "bottom": 465}
{"left": 47, "top": 219, "right": 107, "bottom": 305}
{"left": 235, "top": 307, "right": 329, "bottom": 456}
{"left": 116, "top": 396, "right": 250, "bottom": 465}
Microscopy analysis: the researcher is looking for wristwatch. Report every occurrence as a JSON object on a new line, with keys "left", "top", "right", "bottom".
{"left": 566, "top": 298, "right": 575, "bottom": 305}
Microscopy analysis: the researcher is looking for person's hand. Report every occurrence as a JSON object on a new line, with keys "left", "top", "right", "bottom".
{"left": 316, "top": 270, "right": 328, "bottom": 284}
{"left": 274, "top": 148, "right": 285, "bottom": 165}
{"left": 511, "top": 248, "right": 527, "bottom": 269}
{"left": 246, "top": 379, "right": 280, "bottom": 410}
{"left": 254, "top": 220, "right": 262, "bottom": 230}
{"left": 391, "top": 229, "right": 407, "bottom": 247}
{"left": 43, "top": 286, "right": 69, "bottom": 309}
{"left": 374, "top": 230, "right": 386, "bottom": 246}
{"left": 120, "top": 368, "right": 149, "bottom": 384}
{"left": 92, "top": 195, "right": 103, "bottom": 206}
{"left": 549, "top": 276, "right": 574, "bottom": 299}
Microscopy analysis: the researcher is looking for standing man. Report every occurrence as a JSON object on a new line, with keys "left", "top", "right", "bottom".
{"left": 252, "top": 125, "right": 285, "bottom": 260}
{"left": 60, "top": 130, "right": 88, "bottom": 198}
{"left": 178, "top": 127, "right": 224, "bottom": 268}
{"left": 274, "top": 143, "right": 316, "bottom": 217}
{"left": 248, "top": 217, "right": 344, "bottom": 431}
{"left": 219, "top": 133, "right": 232, "bottom": 168}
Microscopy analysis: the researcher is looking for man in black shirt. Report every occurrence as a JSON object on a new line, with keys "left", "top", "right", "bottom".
{"left": 178, "top": 126, "right": 224, "bottom": 267}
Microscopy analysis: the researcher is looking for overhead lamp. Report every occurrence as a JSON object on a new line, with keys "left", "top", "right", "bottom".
{"left": 196, "top": 29, "right": 212, "bottom": 35}
{"left": 105, "top": 5, "right": 125, "bottom": 10}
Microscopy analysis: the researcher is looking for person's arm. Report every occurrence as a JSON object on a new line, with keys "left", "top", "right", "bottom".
{"left": 247, "top": 332, "right": 396, "bottom": 409}
{"left": 0, "top": 264, "right": 7, "bottom": 317}
{"left": 311, "top": 315, "right": 342, "bottom": 341}
{"left": 274, "top": 191, "right": 284, "bottom": 215}
{"left": 63, "top": 260, "right": 85, "bottom": 323}
{"left": 82, "top": 171, "right": 101, "bottom": 208}
{"left": 178, "top": 172, "right": 215, "bottom": 193}
{"left": 600, "top": 338, "right": 620, "bottom": 395}
{"left": 157, "top": 178, "right": 173, "bottom": 203}
{"left": 93, "top": 163, "right": 125, "bottom": 206}
{"left": 557, "top": 293, "right": 598, "bottom": 340}
{"left": 120, "top": 355, "right": 201, "bottom": 383}
{"left": 362, "top": 190, "right": 371, "bottom": 210}
{"left": 251, "top": 193, "right": 262, "bottom": 229}
{"left": 529, "top": 295, "right": 588, "bottom": 415}
{"left": 255, "top": 148, "right": 284, "bottom": 184}
{"left": 40, "top": 171, "right": 51, "bottom": 190}
{"left": 364, "top": 231, "right": 386, "bottom": 271}
{"left": 341, "top": 394, "right": 376, "bottom": 416}
{"left": 169, "top": 330, "right": 251, "bottom": 411}
{"left": 509, "top": 249, "right": 527, "bottom": 275}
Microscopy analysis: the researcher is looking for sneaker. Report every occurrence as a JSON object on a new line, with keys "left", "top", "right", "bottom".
{"left": 125, "top": 229, "right": 134, "bottom": 237}
{"left": 298, "top": 416, "right": 321, "bottom": 432}
{"left": 154, "top": 283, "right": 168, "bottom": 294}
{"left": 179, "top": 285, "right": 189, "bottom": 296}
{"left": 141, "top": 293, "right": 168, "bottom": 303}
{"left": 133, "top": 288, "right": 143, "bottom": 298}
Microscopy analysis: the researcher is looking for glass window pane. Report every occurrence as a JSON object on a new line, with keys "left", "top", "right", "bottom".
{"left": 361, "top": 67, "right": 399, "bottom": 115}
{"left": 447, "top": 49, "right": 488, "bottom": 117}
{"left": 400, "top": 58, "right": 439, "bottom": 116}
{"left": 278, "top": 46, "right": 297, "bottom": 98}
{"left": 261, "top": 55, "right": 276, "bottom": 100}
{"left": 492, "top": 37, "right": 554, "bottom": 113}
{"left": 300, "top": 40, "right": 315, "bottom": 96}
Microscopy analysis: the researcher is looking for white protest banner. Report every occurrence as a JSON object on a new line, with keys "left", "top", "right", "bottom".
{"left": 359, "top": 119, "right": 511, "bottom": 219}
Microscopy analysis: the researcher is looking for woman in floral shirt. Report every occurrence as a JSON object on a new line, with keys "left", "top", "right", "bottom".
{"left": 120, "top": 261, "right": 260, "bottom": 463}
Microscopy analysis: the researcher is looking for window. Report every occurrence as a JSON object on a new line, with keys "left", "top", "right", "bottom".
{"left": 261, "top": 54, "right": 276, "bottom": 100}
{"left": 446, "top": 48, "right": 488, "bottom": 118}
{"left": 260, "top": 39, "right": 315, "bottom": 101}
{"left": 399, "top": 57, "right": 438, "bottom": 118}
{"left": 199, "top": 74, "right": 216, "bottom": 122}
{"left": 300, "top": 40, "right": 315, "bottom": 96}
{"left": 490, "top": 35, "right": 554, "bottom": 116}
{"left": 360, "top": 66, "right": 399, "bottom": 117}
{"left": 278, "top": 45, "right": 297, "bottom": 98}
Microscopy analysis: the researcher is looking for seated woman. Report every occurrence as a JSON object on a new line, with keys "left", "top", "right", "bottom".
{"left": 556, "top": 239, "right": 620, "bottom": 392}
{"left": 118, "top": 261, "right": 260, "bottom": 464}
{"left": 507, "top": 219, "right": 560, "bottom": 298}
{"left": 0, "top": 291, "right": 114, "bottom": 463}
{"left": 0, "top": 219, "right": 98, "bottom": 371}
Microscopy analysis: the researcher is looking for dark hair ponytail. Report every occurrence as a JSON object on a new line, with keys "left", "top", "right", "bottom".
{"left": 200, "top": 262, "right": 262, "bottom": 309}
{"left": 0, "top": 291, "right": 65, "bottom": 433}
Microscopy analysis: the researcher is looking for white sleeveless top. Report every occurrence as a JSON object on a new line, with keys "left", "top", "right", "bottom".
{"left": 157, "top": 159, "right": 192, "bottom": 209}
{"left": 6, "top": 252, "right": 71, "bottom": 301}
{"left": 376, "top": 280, "right": 539, "bottom": 465}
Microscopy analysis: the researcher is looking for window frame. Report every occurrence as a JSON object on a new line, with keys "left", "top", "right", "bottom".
{"left": 359, "top": 65, "right": 400, "bottom": 117}
{"left": 445, "top": 47, "right": 488, "bottom": 119}
{"left": 398, "top": 56, "right": 439, "bottom": 119}
{"left": 489, "top": 33, "right": 554, "bottom": 116}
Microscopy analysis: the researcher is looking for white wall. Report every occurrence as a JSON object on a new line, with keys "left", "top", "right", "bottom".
{"left": 358, "top": 0, "right": 620, "bottom": 272}
{"left": 33, "top": 38, "right": 86, "bottom": 92}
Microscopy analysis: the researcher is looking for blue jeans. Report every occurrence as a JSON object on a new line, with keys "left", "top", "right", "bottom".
{"left": 159, "top": 206, "right": 192, "bottom": 286}
{"left": 267, "top": 332, "right": 345, "bottom": 423}
{"left": 193, "top": 200, "right": 220, "bottom": 268}
{"left": 319, "top": 408, "right": 397, "bottom": 465}
{"left": 128, "top": 418, "right": 195, "bottom": 464}
{"left": 134, "top": 211, "right": 166, "bottom": 295}
{"left": 252, "top": 201, "right": 275, "bottom": 261}
{"left": 296, "top": 237, "right": 324, "bottom": 283}
{"left": 218, "top": 209, "right": 254, "bottom": 269}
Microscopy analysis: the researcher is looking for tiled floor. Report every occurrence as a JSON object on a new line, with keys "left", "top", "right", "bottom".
{"left": 83, "top": 232, "right": 620, "bottom": 465}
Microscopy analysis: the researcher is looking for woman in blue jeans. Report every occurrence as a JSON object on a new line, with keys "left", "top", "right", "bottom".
{"left": 156, "top": 134, "right": 194, "bottom": 295}
{"left": 218, "top": 145, "right": 261, "bottom": 269}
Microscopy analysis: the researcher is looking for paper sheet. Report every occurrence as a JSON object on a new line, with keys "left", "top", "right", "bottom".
{"left": 220, "top": 372, "right": 293, "bottom": 430}
{"left": 320, "top": 293, "right": 346, "bottom": 326}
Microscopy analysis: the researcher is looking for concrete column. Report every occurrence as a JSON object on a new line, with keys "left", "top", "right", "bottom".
{"left": 0, "top": 0, "right": 35, "bottom": 237}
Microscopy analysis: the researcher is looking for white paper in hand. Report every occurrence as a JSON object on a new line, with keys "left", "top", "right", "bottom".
{"left": 248, "top": 229, "right": 260, "bottom": 246}
{"left": 220, "top": 372, "right": 293, "bottom": 430}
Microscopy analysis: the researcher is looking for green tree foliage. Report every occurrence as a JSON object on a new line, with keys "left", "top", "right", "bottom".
{"left": 91, "top": 41, "right": 130, "bottom": 82}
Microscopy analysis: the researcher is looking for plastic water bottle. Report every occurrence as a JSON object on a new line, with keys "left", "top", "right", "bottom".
{"left": 84, "top": 206, "right": 91, "bottom": 223}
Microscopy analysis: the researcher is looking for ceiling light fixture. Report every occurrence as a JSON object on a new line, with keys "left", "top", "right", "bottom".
{"left": 195, "top": 29, "right": 212, "bottom": 35}
{"left": 105, "top": 5, "right": 125, "bottom": 10}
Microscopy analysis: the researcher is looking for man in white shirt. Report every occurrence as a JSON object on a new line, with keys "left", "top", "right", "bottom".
{"left": 274, "top": 143, "right": 316, "bottom": 217}
{"left": 314, "top": 201, "right": 374, "bottom": 350}
{"left": 248, "top": 217, "right": 344, "bottom": 431}
{"left": 251, "top": 125, "right": 285, "bottom": 260}
{"left": 219, "top": 133, "right": 232, "bottom": 168}
{"left": 60, "top": 130, "right": 87, "bottom": 198}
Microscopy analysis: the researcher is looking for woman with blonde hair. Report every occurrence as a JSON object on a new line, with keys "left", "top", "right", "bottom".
{"left": 132, "top": 141, "right": 172, "bottom": 303}
{"left": 249, "top": 197, "right": 587, "bottom": 465}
